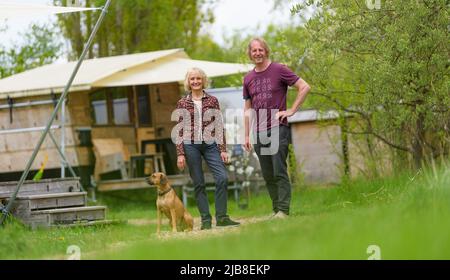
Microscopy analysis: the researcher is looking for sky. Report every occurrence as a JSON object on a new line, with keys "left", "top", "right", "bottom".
{"left": 1, "top": 0, "right": 299, "bottom": 48}
{"left": 207, "top": 0, "right": 299, "bottom": 45}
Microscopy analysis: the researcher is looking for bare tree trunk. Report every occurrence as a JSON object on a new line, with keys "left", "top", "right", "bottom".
{"left": 339, "top": 116, "right": 350, "bottom": 178}
{"left": 85, "top": 0, "right": 94, "bottom": 58}
{"left": 412, "top": 113, "right": 425, "bottom": 170}
{"left": 71, "top": 12, "right": 84, "bottom": 58}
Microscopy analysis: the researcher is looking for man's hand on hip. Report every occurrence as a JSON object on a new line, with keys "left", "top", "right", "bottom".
{"left": 276, "top": 109, "right": 295, "bottom": 122}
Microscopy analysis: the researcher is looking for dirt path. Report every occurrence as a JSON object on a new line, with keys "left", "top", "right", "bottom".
{"left": 129, "top": 215, "right": 271, "bottom": 241}
{"left": 128, "top": 215, "right": 269, "bottom": 228}
{"left": 46, "top": 215, "right": 273, "bottom": 260}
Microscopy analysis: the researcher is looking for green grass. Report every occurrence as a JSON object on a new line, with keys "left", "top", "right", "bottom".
{"left": 1, "top": 162, "right": 449, "bottom": 260}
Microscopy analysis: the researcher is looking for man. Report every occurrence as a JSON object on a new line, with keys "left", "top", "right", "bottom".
{"left": 243, "top": 37, "right": 311, "bottom": 218}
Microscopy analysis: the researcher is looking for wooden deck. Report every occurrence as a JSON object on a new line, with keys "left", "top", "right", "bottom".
{"left": 96, "top": 174, "right": 189, "bottom": 192}
{"left": 96, "top": 173, "right": 233, "bottom": 192}
{"left": 96, "top": 173, "right": 262, "bottom": 208}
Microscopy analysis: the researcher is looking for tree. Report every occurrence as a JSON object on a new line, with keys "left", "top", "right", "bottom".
{"left": 0, "top": 23, "right": 62, "bottom": 79}
{"left": 290, "top": 0, "right": 449, "bottom": 170}
{"left": 55, "top": 0, "right": 217, "bottom": 59}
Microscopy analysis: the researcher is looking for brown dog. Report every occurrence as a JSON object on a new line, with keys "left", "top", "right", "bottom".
{"left": 146, "top": 172, "right": 194, "bottom": 233}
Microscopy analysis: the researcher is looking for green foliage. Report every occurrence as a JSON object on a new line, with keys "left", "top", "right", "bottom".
{"left": 55, "top": 0, "right": 217, "bottom": 59}
{"left": 0, "top": 23, "right": 62, "bottom": 78}
{"left": 189, "top": 34, "right": 251, "bottom": 89}
{"left": 290, "top": 0, "right": 449, "bottom": 169}
{"left": 32, "top": 170, "right": 44, "bottom": 182}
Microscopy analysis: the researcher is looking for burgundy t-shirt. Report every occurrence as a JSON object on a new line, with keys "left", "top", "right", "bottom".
{"left": 243, "top": 62, "right": 300, "bottom": 131}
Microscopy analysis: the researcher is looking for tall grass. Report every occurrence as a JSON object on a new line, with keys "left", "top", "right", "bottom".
{"left": 1, "top": 162, "right": 449, "bottom": 259}
{"left": 96, "top": 162, "right": 450, "bottom": 260}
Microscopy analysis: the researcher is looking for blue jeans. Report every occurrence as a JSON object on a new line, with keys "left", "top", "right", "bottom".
{"left": 183, "top": 142, "right": 229, "bottom": 223}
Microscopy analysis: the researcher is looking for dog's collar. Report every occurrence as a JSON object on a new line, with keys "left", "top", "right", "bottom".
{"left": 158, "top": 187, "right": 172, "bottom": 196}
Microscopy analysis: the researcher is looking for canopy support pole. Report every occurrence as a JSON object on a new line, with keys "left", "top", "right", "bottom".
{"left": 0, "top": 0, "right": 112, "bottom": 227}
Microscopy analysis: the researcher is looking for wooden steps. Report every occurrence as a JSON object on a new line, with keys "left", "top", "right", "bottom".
{"left": 0, "top": 178, "right": 81, "bottom": 198}
{"left": 0, "top": 178, "right": 111, "bottom": 229}
{"left": 14, "top": 192, "right": 87, "bottom": 211}
{"left": 31, "top": 206, "right": 106, "bottom": 227}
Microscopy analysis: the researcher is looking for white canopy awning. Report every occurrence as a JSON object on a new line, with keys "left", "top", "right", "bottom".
{"left": 0, "top": 2, "right": 100, "bottom": 19}
{"left": 93, "top": 57, "right": 252, "bottom": 87}
{"left": 0, "top": 49, "right": 253, "bottom": 99}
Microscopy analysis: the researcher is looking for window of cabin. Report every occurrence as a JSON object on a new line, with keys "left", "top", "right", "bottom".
{"left": 90, "top": 87, "right": 132, "bottom": 125}
{"left": 137, "top": 85, "right": 152, "bottom": 126}
{"left": 91, "top": 90, "right": 108, "bottom": 125}
{"left": 112, "top": 87, "right": 131, "bottom": 125}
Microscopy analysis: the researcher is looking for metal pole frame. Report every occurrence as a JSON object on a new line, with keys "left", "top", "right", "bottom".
{"left": 48, "top": 131, "right": 79, "bottom": 181}
{"left": 61, "top": 97, "right": 66, "bottom": 178}
{"left": 0, "top": 0, "right": 112, "bottom": 227}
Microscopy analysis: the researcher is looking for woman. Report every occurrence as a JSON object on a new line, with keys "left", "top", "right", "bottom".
{"left": 175, "top": 67, "right": 240, "bottom": 230}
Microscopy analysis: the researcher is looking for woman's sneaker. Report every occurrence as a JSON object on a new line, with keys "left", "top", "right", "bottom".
{"left": 201, "top": 221, "right": 212, "bottom": 230}
{"left": 216, "top": 217, "right": 240, "bottom": 227}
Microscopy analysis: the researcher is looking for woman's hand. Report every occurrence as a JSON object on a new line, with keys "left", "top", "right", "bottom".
{"left": 220, "top": 152, "right": 229, "bottom": 164}
{"left": 244, "top": 136, "right": 252, "bottom": 152}
{"left": 177, "top": 155, "right": 186, "bottom": 171}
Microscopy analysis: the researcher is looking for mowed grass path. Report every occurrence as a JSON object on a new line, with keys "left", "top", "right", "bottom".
{"left": 1, "top": 163, "right": 449, "bottom": 260}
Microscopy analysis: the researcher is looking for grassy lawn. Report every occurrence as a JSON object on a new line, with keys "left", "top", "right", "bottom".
{"left": 1, "top": 162, "right": 449, "bottom": 260}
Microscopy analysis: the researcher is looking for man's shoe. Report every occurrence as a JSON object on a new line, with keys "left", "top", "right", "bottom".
{"left": 269, "top": 212, "right": 278, "bottom": 219}
{"left": 201, "top": 222, "right": 212, "bottom": 230}
{"left": 216, "top": 217, "right": 240, "bottom": 227}
{"left": 273, "top": 211, "right": 289, "bottom": 219}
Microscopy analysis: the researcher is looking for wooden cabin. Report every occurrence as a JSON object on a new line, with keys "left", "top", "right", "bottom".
{"left": 0, "top": 49, "right": 252, "bottom": 189}
{"left": 288, "top": 110, "right": 344, "bottom": 184}
{"left": 288, "top": 110, "right": 394, "bottom": 184}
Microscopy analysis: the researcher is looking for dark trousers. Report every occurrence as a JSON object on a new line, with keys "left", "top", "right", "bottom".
{"left": 254, "top": 125, "right": 292, "bottom": 215}
{"left": 184, "top": 143, "right": 229, "bottom": 223}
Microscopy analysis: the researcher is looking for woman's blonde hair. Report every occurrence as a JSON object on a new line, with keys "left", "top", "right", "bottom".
{"left": 184, "top": 67, "right": 209, "bottom": 92}
{"left": 247, "top": 37, "right": 271, "bottom": 60}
